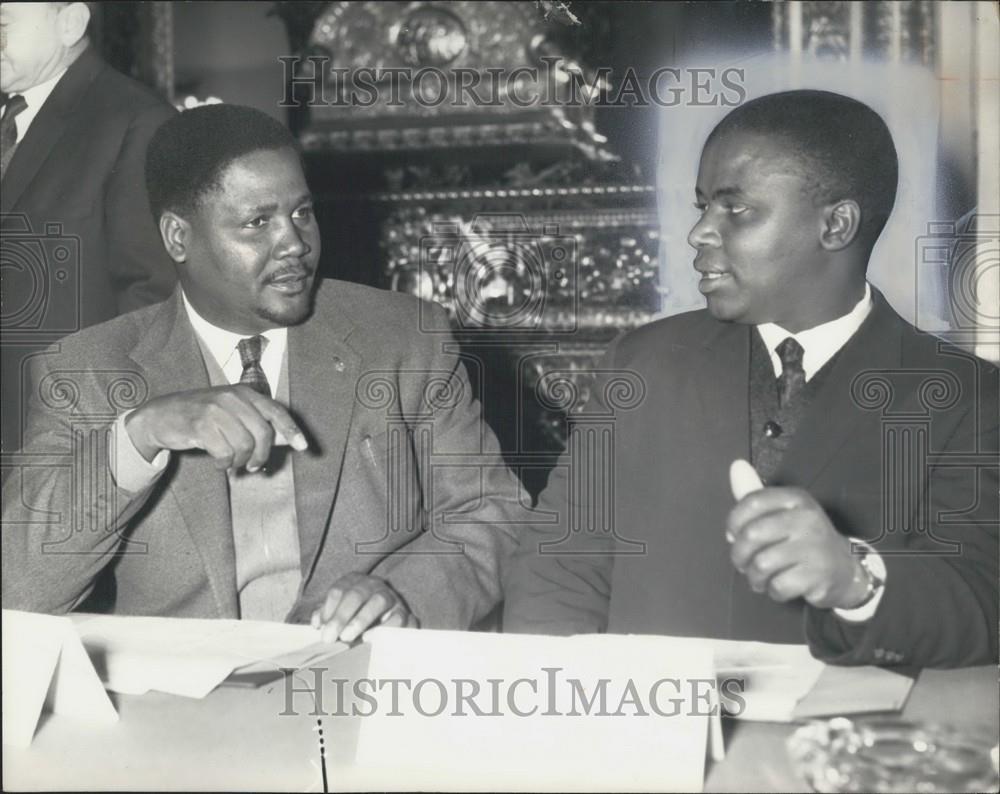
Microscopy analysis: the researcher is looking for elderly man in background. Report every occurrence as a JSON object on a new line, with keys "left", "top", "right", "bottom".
{"left": 1, "top": 1, "right": 176, "bottom": 451}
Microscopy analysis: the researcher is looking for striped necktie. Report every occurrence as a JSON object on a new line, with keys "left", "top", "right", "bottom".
{"left": 1, "top": 94, "right": 28, "bottom": 180}
{"left": 237, "top": 335, "right": 271, "bottom": 397}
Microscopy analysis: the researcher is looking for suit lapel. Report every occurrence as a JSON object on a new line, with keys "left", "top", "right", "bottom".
{"left": 774, "top": 290, "right": 903, "bottom": 489}
{"left": 128, "top": 291, "right": 238, "bottom": 617}
{"left": 1, "top": 48, "right": 103, "bottom": 212}
{"left": 288, "top": 292, "right": 361, "bottom": 585}
{"left": 697, "top": 320, "right": 752, "bottom": 465}
{"left": 695, "top": 321, "right": 755, "bottom": 635}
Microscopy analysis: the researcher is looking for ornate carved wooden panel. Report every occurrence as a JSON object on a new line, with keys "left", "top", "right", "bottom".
{"left": 275, "top": 1, "right": 659, "bottom": 490}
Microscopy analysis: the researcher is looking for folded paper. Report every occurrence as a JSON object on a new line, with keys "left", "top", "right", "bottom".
{"left": 70, "top": 613, "right": 347, "bottom": 698}
{"left": 2, "top": 610, "right": 118, "bottom": 748}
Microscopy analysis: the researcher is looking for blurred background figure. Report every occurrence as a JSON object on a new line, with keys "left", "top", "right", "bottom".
{"left": 0, "top": 1, "right": 176, "bottom": 451}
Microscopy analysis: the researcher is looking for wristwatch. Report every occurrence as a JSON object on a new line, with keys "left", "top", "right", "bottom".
{"left": 851, "top": 544, "right": 887, "bottom": 608}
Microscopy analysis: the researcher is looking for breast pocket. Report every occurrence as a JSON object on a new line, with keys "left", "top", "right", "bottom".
{"left": 351, "top": 427, "right": 425, "bottom": 546}
{"left": 357, "top": 427, "right": 420, "bottom": 488}
{"left": 358, "top": 429, "right": 391, "bottom": 472}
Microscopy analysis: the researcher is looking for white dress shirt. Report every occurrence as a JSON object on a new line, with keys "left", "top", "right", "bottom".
{"left": 756, "top": 283, "right": 872, "bottom": 381}
{"left": 181, "top": 292, "right": 287, "bottom": 391}
{"left": 754, "top": 282, "right": 885, "bottom": 622}
{"left": 2, "top": 68, "right": 67, "bottom": 141}
{"left": 111, "top": 294, "right": 288, "bottom": 492}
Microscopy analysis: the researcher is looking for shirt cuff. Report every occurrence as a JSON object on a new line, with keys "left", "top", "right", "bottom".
{"left": 110, "top": 410, "right": 169, "bottom": 494}
{"left": 834, "top": 539, "right": 887, "bottom": 623}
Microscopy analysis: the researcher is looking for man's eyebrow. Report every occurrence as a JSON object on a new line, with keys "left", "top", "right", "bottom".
{"left": 240, "top": 195, "right": 313, "bottom": 216}
{"left": 694, "top": 186, "right": 746, "bottom": 201}
{"left": 242, "top": 201, "right": 279, "bottom": 216}
{"left": 710, "top": 186, "right": 745, "bottom": 200}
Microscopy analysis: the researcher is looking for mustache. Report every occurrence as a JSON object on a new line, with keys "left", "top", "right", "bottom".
{"left": 265, "top": 265, "right": 314, "bottom": 283}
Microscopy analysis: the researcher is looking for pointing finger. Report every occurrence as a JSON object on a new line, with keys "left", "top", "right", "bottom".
{"left": 242, "top": 390, "right": 308, "bottom": 451}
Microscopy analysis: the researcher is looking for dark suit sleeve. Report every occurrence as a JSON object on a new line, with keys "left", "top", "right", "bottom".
{"left": 806, "top": 363, "right": 999, "bottom": 668}
{"left": 501, "top": 346, "right": 621, "bottom": 636}
{"left": 1, "top": 348, "right": 163, "bottom": 613}
{"left": 104, "top": 101, "right": 177, "bottom": 314}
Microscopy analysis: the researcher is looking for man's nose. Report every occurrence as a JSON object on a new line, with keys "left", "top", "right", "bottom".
{"left": 687, "top": 211, "right": 720, "bottom": 250}
{"left": 273, "top": 218, "right": 310, "bottom": 259}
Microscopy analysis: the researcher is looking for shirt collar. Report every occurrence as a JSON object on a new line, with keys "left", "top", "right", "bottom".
{"left": 8, "top": 68, "right": 67, "bottom": 138}
{"left": 20, "top": 68, "right": 66, "bottom": 109}
{"left": 181, "top": 291, "right": 287, "bottom": 373}
{"left": 756, "top": 283, "right": 872, "bottom": 381}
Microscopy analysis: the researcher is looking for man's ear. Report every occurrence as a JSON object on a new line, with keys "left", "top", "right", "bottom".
{"left": 820, "top": 200, "right": 862, "bottom": 251}
{"left": 159, "top": 212, "right": 191, "bottom": 264}
{"left": 56, "top": 2, "right": 90, "bottom": 48}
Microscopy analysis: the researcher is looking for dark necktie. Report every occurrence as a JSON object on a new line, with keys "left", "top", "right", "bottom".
{"left": 237, "top": 335, "right": 271, "bottom": 397}
{"left": 1, "top": 94, "right": 28, "bottom": 181}
{"left": 776, "top": 336, "right": 806, "bottom": 408}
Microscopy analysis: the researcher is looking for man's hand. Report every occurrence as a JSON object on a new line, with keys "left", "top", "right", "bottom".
{"left": 125, "top": 385, "right": 307, "bottom": 472}
{"left": 727, "top": 487, "right": 868, "bottom": 610}
{"left": 311, "top": 572, "right": 418, "bottom": 643}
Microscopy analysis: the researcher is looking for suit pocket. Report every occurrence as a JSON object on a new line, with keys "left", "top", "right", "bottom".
{"left": 358, "top": 429, "right": 392, "bottom": 471}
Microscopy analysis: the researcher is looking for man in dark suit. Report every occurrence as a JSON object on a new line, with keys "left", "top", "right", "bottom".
{"left": 3, "top": 104, "right": 526, "bottom": 641}
{"left": 503, "top": 90, "right": 998, "bottom": 668}
{"left": 1, "top": 2, "right": 177, "bottom": 451}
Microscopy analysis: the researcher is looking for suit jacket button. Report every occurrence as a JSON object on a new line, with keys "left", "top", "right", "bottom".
{"left": 763, "top": 420, "right": 783, "bottom": 438}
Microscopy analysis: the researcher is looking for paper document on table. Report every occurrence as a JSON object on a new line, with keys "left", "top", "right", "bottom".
{"left": 793, "top": 663, "right": 914, "bottom": 719}
{"left": 231, "top": 641, "right": 345, "bottom": 676}
{"left": 353, "top": 628, "right": 721, "bottom": 792}
{"left": 704, "top": 639, "right": 914, "bottom": 721}
{"left": 2, "top": 610, "right": 118, "bottom": 747}
{"left": 706, "top": 639, "right": 826, "bottom": 722}
{"left": 70, "top": 614, "right": 347, "bottom": 698}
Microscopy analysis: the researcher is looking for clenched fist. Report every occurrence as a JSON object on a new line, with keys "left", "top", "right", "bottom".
{"left": 727, "top": 486, "right": 870, "bottom": 610}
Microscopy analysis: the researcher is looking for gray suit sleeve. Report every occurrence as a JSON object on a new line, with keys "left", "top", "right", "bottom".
{"left": 2, "top": 348, "right": 161, "bottom": 613}
{"left": 366, "top": 302, "right": 530, "bottom": 630}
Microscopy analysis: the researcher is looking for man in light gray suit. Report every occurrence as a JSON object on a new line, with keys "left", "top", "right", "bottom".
{"left": 2, "top": 104, "right": 526, "bottom": 642}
